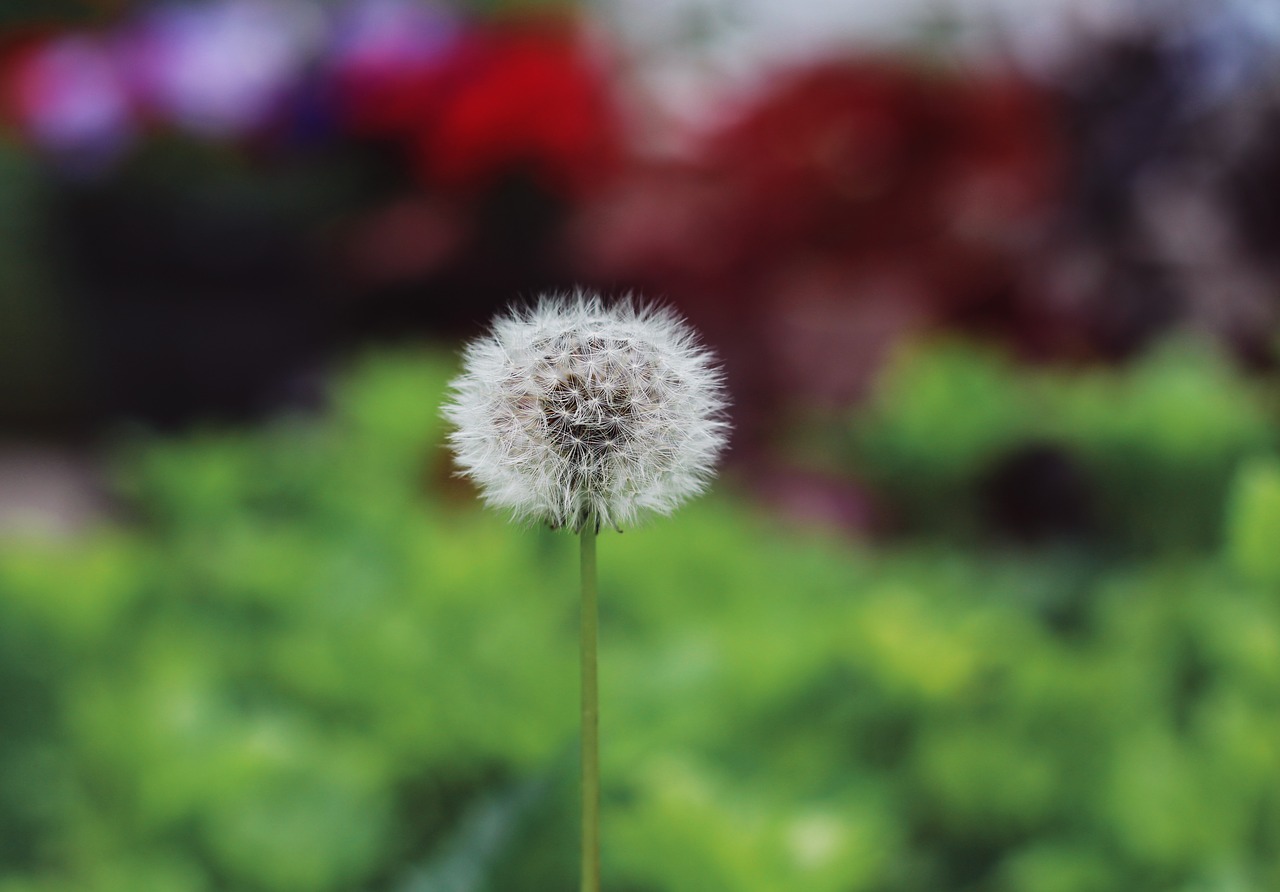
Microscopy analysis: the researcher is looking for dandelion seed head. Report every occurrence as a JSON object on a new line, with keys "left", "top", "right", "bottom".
{"left": 442, "top": 291, "right": 730, "bottom": 532}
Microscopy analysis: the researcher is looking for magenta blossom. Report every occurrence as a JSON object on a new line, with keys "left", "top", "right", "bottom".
{"left": 8, "top": 36, "right": 135, "bottom": 166}
{"left": 329, "top": 0, "right": 459, "bottom": 74}
{"left": 326, "top": 0, "right": 461, "bottom": 134}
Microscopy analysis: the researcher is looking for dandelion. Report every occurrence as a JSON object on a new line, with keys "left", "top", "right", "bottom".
{"left": 442, "top": 292, "right": 729, "bottom": 533}
{"left": 442, "top": 291, "right": 729, "bottom": 892}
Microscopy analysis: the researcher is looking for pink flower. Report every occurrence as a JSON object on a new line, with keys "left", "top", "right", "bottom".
{"left": 5, "top": 35, "right": 135, "bottom": 165}
{"left": 328, "top": 0, "right": 460, "bottom": 135}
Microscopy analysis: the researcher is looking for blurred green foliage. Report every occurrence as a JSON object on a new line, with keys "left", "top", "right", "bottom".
{"left": 0, "top": 143, "right": 75, "bottom": 428}
{"left": 853, "top": 339, "right": 1277, "bottom": 552}
{"left": 2, "top": 345, "right": 1280, "bottom": 891}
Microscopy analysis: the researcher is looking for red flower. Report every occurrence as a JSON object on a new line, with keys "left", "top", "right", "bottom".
{"left": 412, "top": 21, "right": 620, "bottom": 197}
{"left": 707, "top": 59, "right": 1058, "bottom": 265}
{"left": 334, "top": 59, "right": 445, "bottom": 136}
{"left": 711, "top": 60, "right": 926, "bottom": 251}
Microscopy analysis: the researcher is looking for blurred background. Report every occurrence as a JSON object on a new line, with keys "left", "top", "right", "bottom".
{"left": 3, "top": 0, "right": 1280, "bottom": 889}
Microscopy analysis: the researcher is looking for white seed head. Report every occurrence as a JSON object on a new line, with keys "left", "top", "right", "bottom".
{"left": 442, "top": 291, "right": 730, "bottom": 532}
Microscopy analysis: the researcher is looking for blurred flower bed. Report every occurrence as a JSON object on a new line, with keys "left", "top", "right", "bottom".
{"left": 4, "top": 0, "right": 1280, "bottom": 442}
{"left": 1, "top": 349, "right": 1280, "bottom": 891}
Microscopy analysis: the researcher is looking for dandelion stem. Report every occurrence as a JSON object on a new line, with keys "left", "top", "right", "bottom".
{"left": 580, "top": 522, "right": 601, "bottom": 892}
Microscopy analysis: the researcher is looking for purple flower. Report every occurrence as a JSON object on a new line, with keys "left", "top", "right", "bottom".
{"left": 124, "top": 0, "right": 326, "bottom": 139}
{"left": 328, "top": 0, "right": 460, "bottom": 76}
{"left": 10, "top": 36, "right": 135, "bottom": 165}
{"left": 324, "top": 0, "right": 461, "bottom": 134}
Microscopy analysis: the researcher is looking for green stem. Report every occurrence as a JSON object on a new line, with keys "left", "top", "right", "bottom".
{"left": 580, "top": 523, "right": 601, "bottom": 892}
